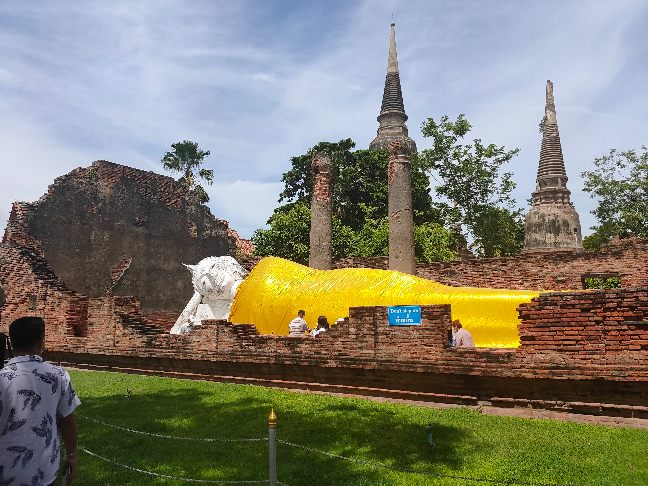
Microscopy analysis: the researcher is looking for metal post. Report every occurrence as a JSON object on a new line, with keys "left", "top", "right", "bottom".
{"left": 269, "top": 409, "right": 277, "bottom": 486}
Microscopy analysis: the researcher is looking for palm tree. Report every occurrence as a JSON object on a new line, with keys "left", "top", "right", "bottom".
{"left": 162, "top": 140, "right": 213, "bottom": 203}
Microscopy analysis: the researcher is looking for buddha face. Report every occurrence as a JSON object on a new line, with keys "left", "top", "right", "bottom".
{"left": 185, "top": 256, "right": 248, "bottom": 299}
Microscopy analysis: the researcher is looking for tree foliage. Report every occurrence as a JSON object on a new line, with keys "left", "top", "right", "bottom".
{"left": 277, "top": 140, "right": 441, "bottom": 230}
{"left": 162, "top": 140, "right": 214, "bottom": 203}
{"left": 417, "top": 115, "right": 524, "bottom": 257}
{"left": 584, "top": 277, "right": 621, "bottom": 290}
{"left": 250, "top": 204, "right": 311, "bottom": 265}
{"left": 413, "top": 222, "right": 457, "bottom": 263}
{"left": 251, "top": 204, "right": 456, "bottom": 264}
{"left": 581, "top": 146, "right": 648, "bottom": 250}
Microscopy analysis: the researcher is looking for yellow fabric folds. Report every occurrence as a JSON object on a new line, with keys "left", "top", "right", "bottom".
{"left": 229, "top": 257, "right": 541, "bottom": 347}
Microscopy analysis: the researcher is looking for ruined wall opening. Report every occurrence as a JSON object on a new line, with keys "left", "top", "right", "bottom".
{"left": 581, "top": 272, "right": 621, "bottom": 290}
{"left": 67, "top": 298, "right": 89, "bottom": 337}
{"left": 28, "top": 294, "right": 37, "bottom": 310}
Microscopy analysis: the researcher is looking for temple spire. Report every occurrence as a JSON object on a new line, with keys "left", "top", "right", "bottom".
{"left": 536, "top": 80, "right": 567, "bottom": 187}
{"left": 379, "top": 22, "right": 406, "bottom": 118}
{"left": 387, "top": 23, "right": 399, "bottom": 74}
{"left": 523, "top": 80, "right": 583, "bottom": 253}
{"left": 370, "top": 22, "right": 416, "bottom": 153}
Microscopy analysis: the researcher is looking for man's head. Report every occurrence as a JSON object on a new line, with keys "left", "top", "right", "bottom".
{"left": 9, "top": 316, "right": 45, "bottom": 353}
{"left": 452, "top": 319, "right": 462, "bottom": 332}
{"left": 298, "top": 310, "right": 305, "bottom": 318}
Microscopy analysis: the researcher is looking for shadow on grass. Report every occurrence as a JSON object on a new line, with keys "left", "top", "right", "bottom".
{"left": 73, "top": 376, "right": 478, "bottom": 486}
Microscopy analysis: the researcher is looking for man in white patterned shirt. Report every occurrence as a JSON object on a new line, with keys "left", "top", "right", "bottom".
{"left": 0, "top": 317, "right": 81, "bottom": 485}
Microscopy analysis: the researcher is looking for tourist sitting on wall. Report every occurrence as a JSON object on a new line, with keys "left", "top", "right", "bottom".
{"left": 452, "top": 319, "right": 475, "bottom": 347}
{"left": 288, "top": 310, "right": 311, "bottom": 336}
{"left": 311, "top": 316, "right": 330, "bottom": 337}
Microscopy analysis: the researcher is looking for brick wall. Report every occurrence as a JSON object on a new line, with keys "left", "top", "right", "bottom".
{"left": 3, "top": 240, "right": 648, "bottom": 415}
{"left": 38, "top": 298, "right": 648, "bottom": 412}
{"left": 334, "top": 237, "right": 648, "bottom": 291}
{"left": 0, "top": 244, "right": 87, "bottom": 343}
{"left": 517, "top": 288, "right": 648, "bottom": 367}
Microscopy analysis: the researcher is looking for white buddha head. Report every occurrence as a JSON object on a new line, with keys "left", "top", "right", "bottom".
{"left": 185, "top": 256, "right": 248, "bottom": 300}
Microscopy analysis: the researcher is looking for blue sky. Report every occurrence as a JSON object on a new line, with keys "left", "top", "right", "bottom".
{"left": 1, "top": 1, "right": 646, "bottom": 239}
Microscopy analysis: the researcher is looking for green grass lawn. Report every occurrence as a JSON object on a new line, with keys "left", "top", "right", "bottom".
{"left": 63, "top": 370, "right": 647, "bottom": 486}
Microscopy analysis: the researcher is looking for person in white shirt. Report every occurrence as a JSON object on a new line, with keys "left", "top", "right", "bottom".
{"left": 0, "top": 316, "right": 81, "bottom": 485}
{"left": 310, "top": 316, "right": 330, "bottom": 337}
{"left": 288, "top": 310, "right": 310, "bottom": 336}
{"left": 452, "top": 319, "right": 475, "bottom": 347}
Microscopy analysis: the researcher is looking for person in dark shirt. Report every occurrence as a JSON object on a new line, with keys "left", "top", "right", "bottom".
{"left": 311, "top": 316, "right": 330, "bottom": 337}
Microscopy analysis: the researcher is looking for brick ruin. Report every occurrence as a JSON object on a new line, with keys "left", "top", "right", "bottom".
{"left": 2, "top": 217, "right": 648, "bottom": 417}
{"left": 1, "top": 160, "right": 253, "bottom": 319}
{"left": 336, "top": 237, "right": 648, "bottom": 291}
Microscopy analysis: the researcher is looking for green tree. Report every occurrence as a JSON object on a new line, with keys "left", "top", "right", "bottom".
{"left": 418, "top": 115, "right": 524, "bottom": 257}
{"left": 414, "top": 222, "right": 458, "bottom": 263}
{"left": 252, "top": 203, "right": 456, "bottom": 264}
{"left": 251, "top": 204, "right": 358, "bottom": 265}
{"left": 581, "top": 146, "right": 648, "bottom": 250}
{"left": 469, "top": 206, "right": 525, "bottom": 258}
{"left": 584, "top": 277, "right": 621, "bottom": 289}
{"left": 277, "top": 140, "right": 441, "bottom": 230}
{"left": 251, "top": 204, "right": 311, "bottom": 265}
{"left": 162, "top": 140, "right": 214, "bottom": 203}
{"left": 351, "top": 212, "right": 389, "bottom": 258}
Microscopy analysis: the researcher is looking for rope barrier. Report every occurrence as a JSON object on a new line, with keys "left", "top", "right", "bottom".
{"left": 78, "top": 414, "right": 268, "bottom": 442}
{"left": 78, "top": 412, "right": 591, "bottom": 486}
{"left": 80, "top": 447, "right": 279, "bottom": 484}
{"left": 276, "top": 440, "right": 595, "bottom": 486}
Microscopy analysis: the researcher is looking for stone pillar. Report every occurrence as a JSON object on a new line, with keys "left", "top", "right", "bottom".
{"left": 309, "top": 153, "right": 333, "bottom": 270}
{"left": 387, "top": 141, "right": 416, "bottom": 275}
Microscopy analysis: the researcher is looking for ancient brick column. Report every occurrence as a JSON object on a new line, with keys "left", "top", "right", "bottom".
{"left": 309, "top": 153, "right": 333, "bottom": 270}
{"left": 388, "top": 141, "right": 416, "bottom": 275}
{"left": 523, "top": 81, "right": 583, "bottom": 253}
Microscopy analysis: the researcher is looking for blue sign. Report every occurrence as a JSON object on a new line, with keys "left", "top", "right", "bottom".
{"left": 388, "top": 306, "right": 421, "bottom": 326}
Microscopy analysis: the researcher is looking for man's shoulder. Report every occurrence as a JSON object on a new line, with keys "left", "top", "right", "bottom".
{"left": 44, "top": 361, "right": 69, "bottom": 376}
{"left": 30, "top": 358, "right": 70, "bottom": 378}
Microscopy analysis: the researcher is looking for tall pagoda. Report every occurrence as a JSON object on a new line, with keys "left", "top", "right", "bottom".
{"left": 524, "top": 80, "right": 583, "bottom": 252}
{"left": 369, "top": 23, "right": 416, "bottom": 154}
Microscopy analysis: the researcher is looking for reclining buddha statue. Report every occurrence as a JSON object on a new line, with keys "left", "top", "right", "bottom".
{"left": 171, "top": 256, "right": 544, "bottom": 347}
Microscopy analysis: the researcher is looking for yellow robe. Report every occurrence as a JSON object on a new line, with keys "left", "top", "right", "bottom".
{"left": 229, "top": 257, "right": 542, "bottom": 347}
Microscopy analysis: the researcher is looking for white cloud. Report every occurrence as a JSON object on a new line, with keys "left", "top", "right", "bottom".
{"left": 252, "top": 73, "right": 277, "bottom": 83}
{"left": 207, "top": 180, "right": 284, "bottom": 239}
{"left": 0, "top": 0, "right": 647, "bottom": 241}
